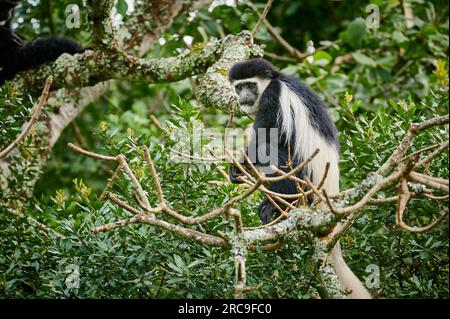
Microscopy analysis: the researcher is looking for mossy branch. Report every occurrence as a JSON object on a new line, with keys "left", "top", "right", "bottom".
{"left": 15, "top": 32, "right": 262, "bottom": 96}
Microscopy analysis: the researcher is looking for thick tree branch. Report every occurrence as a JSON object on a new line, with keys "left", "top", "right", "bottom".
{"left": 15, "top": 32, "right": 260, "bottom": 95}
{"left": 197, "top": 32, "right": 263, "bottom": 113}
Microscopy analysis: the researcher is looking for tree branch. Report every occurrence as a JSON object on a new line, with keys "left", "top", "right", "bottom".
{"left": 377, "top": 115, "right": 449, "bottom": 176}
{"left": 252, "top": 0, "right": 274, "bottom": 36}
{"left": 0, "top": 76, "right": 53, "bottom": 159}
{"left": 86, "top": 0, "right": 114, "bottom": 46}
{"left": 16, "top": 32, "right": 261, "bottom": 95}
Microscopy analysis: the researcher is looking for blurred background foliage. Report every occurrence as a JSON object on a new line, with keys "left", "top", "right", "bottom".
{"left": 0, "top": 0, "right": 448, "bottom": 298}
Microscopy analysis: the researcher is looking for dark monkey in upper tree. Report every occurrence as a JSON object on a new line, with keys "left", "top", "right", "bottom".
{"left": 0, "top": 0, "right": 84, "bottom": 85}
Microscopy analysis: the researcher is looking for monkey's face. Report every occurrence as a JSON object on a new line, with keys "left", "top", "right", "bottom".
{"left": 233, "top": 80, "right": 259, "bottom": 114}
{"left": 231, "top": 77, "right": 271, "bottom": 115}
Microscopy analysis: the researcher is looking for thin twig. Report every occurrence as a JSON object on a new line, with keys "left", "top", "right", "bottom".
{"left": 68, "top": 143, "right": 117, "bottom": 161}
{"left": 377, "top": 115, "right": 449, "bottom": 175}
{"left": 150, "top": 114, "right": 162, "bottom": 130}
{"left": 409, "top": 172, "right": 449, "bottom": 193}
{"left": 317, "top": 162, "right": 331, "bottom": 191}
{"left": 264, "top": 51, "right": 297, "bottom": 63}
{"left": 251, "top": 0, "right": 274, "bottom": 36}
{"left": 225, "top": 149, "right": 256, "bottom": 182}
{"left": 400, "top": 142, "right": 440, "bottom": 162}
{"left": 396, "top": 178, "right": 411, "bottom": 227}
{"left": 142, "top": 146, "right": 165, "bottom": 204}
{"left": 246, "top": 2, "right": 306, "bottom": 60}
{"left": 71, "top": 121, "right": 89, "bottom": 148}
{"left": 107, "top": 192, "right": 143, "bottom": 215}
{"left": 0, "top": 76, "right": 53, "bottom": 159}
{"left": 99, "top": 166, "right": 122, "bottom": 200}
{"left": 241, "top": 178, "right": 308, "bottom": 199}
{"left": 241, "top": 150, "right": 264, "bottom": 180}
{"left": 414, "top": 141, "right": 449, "bottom": 169}
{"left": 264, "top": 193, "right": 289, "bottom": 217}
{"left": 249, "top": 241, "right": 284, "bottom": 251}
{"left": 223, "top": 112, "right": 234, "bottom": 157}
{"left": 396, "top": 178, "right": 449, "bottom": 232}
{"left": 117, "top": 154, "right": 153, "bottom": 212}
{"left": 411, "top": 172, "right": 449, "bottom": 186}
{"left": 216, "top": 166, "right": 231, "bottom": 182}
{"left": 263, "top": 19, "right": 306, "bottom": 60}
{"left": 304, "top": 177, "right": 327, "bottom": 204}
{"left": 398, "top": 209, "right": 448, "bottom": 233}
{"left": 268, "top": 148, "right": 320, "bottom": 183}
{"left": 229, "top": 208, "right": 244, "bottom": 233}
{"left": 424, "top": 193, "right": 449, "bottom": 200}
{"left": 244, "top": 210, "right": 286, "bottom": 230}
{"left": 171, "top": 149, "right": 222, "bottom": 162}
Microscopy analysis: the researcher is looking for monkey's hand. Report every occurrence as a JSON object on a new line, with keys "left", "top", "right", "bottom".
{"left": 229, "top": 164, "right": 245, "bottom": 184}
{"left": 258, "top": 198, "right": 276, "bottom": 224}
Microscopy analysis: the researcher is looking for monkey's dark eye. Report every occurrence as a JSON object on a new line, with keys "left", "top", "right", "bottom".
{"left": 235, "top": 85, "right": 242, "bottom": 93}
{"left": 248, "top": 83, "right": 256, "bottom": 90}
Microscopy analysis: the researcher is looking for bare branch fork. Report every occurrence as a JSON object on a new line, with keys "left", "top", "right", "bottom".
{"left": 67, "top": 142, "right": 321, "bottom": 229}
{"left": 323, "top": 115, "right": 449, "bottom": 248}
{"left": 67, "top": 141, "right": 336, "bottom": 297}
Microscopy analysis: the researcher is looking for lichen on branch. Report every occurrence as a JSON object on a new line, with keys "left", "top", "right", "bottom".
{"left": 15, "top": 32, "right": 261, "bottom": 96}
{"left": 197, "top": 31, "right": 263, "bottom": 113}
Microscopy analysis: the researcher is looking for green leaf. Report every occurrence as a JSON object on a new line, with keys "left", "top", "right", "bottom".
{"left": 388, "top": 99, "right": 399, "bottom": 112}
{"left": 174, "top": 254, "right": 185, "bottom": 269}
{"left": 313, "top": 51, "right": 333, "bottom": 66}
{"left": 421, "top": 23, "right": 437, "bottom": 36}
{"left": 342, "top": 18, "right": 366, "bottom": 49}
{"left": 351, "top": 51, "right": 377, "bottom": 67}
{"left": 392, "top": 30, "right": 409, "bottom": 43}
{"left": 136, "top": 253, "right": 146, "bottom": 264}
{"left": 167, "top": 263, "right": 182, "bottom": 273}
{"left": 116, "top": 0, "right": 128, "bottom": 16}
{"left": 187, "top": 259, "right": 203, "bottom": 269}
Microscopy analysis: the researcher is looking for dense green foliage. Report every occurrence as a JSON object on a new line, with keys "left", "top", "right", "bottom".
{"left": 0, "top": 0, "right": 448, "bottom": 298}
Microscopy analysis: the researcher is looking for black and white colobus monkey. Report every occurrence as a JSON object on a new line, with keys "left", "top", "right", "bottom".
{"left": 0, "top": 0, "right": 84, "bottom": 85}
{"left": 228, "top": 59, "right": 371, "bottom": 299}
{"left": 229, "top": 59, "right": 340, "bottom": 221}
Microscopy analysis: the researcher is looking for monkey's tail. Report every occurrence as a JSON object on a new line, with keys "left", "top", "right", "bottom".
{"left": 313, "top": 163, "right": 370, "bottom": 298}
{"left": 331, "top": 240, "right": 372, "bottom": 299}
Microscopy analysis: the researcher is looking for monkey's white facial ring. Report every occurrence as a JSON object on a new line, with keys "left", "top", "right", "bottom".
{"left": 231, "top": 77, "right": 271, "bottom": 115}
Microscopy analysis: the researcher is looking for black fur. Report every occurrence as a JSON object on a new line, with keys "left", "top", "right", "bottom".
{"left": 229, "top": 59, "right": 338, "bottom": 223}
{"left": 229, "top": 59, "right": 280, "bottom": 81}
{"left": 0, "top": 1, "right": 84, "bottom": 85}
{"left": 0, "top": 0, "right": 18, "bottom": 22}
